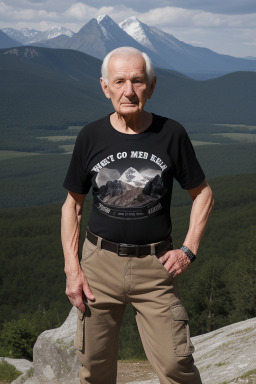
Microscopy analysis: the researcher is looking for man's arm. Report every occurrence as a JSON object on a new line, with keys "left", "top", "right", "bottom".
{"left": 61, "top": 191, "right": 95, "bottom": 313}
{"left": 159, "top": 180, "right": 214, "bottom": 277}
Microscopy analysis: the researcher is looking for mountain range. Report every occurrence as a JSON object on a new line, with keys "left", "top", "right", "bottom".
{"left": 1, "top": 46, "right": 256, "bottom": 130}
{"left": 2, "top": 15, "right": 256, "bottom": 78}
{"left": 2, "top": 26, "right": 73, "bottom": 45}
{"left": 0, "top": 29, "right": 22, "bottom": 49}
{"left": 96, "top": 167, "right": 163, "bottom": 208}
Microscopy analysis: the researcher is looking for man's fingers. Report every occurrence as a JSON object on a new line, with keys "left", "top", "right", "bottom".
{"left": 66, "top": 293, "right": 85, "bottom": 313}
{"left": 83, "top": 281, "right": 95, "bottom": 301}
{"left": 74, "top": 298, "right": 86, "bottom": 313}
{"left": 158, "top": 249, "right": 191, "bottom": 277}
{"left": 158, "top": 251, "right": 171, "bottom": 264}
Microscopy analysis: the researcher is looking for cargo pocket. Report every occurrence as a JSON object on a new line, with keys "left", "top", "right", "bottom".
{"left": 170, "top": 302, "right": 195, "bottom": 357}
{"left": 74, "top": 308, "right": 85, "bottom": 352}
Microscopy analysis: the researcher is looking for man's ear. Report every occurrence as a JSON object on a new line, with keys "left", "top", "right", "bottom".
{"left": 148, "top": 76, "right": 157, "bottom": 99}
{"left": 100, "top": 78, "right": 111, "bottom": 99}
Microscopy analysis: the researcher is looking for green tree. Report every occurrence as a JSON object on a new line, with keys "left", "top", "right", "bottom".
{"left": 0, "top": 318, "right": 38, "bottom": 360}
{"left": 229, "top": 226, "right": 256, "bottom": 322}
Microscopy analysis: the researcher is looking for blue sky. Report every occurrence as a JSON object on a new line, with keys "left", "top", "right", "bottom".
{"left": 1, "top": 0, "right": 256, "bottom": 57}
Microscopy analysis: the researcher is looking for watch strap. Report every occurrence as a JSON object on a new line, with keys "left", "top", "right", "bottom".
{"left": 180, "top": 245, "right": 196, "bottom": 263}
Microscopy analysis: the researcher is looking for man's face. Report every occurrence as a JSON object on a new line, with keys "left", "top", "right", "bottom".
{"left": 101, "top": 54, "right": 156, "bottom": 117}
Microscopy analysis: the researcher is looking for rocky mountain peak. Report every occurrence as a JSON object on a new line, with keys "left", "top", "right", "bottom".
{"left": 120, "top": 16, "right": 140, "bottom": 26}
{"left": 96, "top": 14, "right": 108, "bottom": 23}
{"left": 96, "top": 14, "right": 116, "bottom": 27}
{"left": 119, "top": 17, "right": 155, "bottom": 51}
{"left": 43, "top": 26, "right": 74, "bottom": 40}
{"left": 119, "top": 167, "right": 150, "bottom": 188}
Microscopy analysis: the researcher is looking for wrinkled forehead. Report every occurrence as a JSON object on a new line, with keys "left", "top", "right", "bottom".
{"left": 108, "top": 52, "right": 147, "bottom": 74}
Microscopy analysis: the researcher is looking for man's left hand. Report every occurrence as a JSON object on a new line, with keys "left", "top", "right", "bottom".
{"left": 158, "top": 249, "right": 191, "bottom": 278}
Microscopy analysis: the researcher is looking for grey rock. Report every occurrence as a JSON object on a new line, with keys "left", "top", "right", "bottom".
{"left": 12, "top": 306, "right": 79, "bottom": 384}
{"left": 194, "top": 317, "right": 256, "bottom": 384}
{"left": 10, "top": 310, "right": 256, "bottom": 384}
{"left": 127, "top": 317, "right": 256, "bottom": 384}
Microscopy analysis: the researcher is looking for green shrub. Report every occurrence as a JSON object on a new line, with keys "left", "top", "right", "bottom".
{"left": 0, "top": 359, "right": 22, "bottom": 382}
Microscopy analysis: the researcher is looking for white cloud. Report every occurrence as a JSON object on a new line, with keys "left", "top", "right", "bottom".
{"left": 101, "top": 5, "right": 140, "bottom": 23}
{"left": 139, "top": 6, "right": 256, "bottom": 29}
{"left": 0, "top": 1, "right": 256, "bottom": 56}
{"left": 64, "top": 2, "right": 96, "bottom": 20}
{"left": 64, "top": 3, "right": 137, "bottom": 24}
{"left": 0, "top": 1, "right": 12, "bottom": 17}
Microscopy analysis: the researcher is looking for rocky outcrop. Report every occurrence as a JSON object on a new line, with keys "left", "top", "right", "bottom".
{"left": 9, "top": 309, "right": 256, "bottom": 384}
{"left": 11, "top": 307, "right": 79, "bottom": 384}
{"left": 191, "top": 316, "right": 256, "bottom": 384}
{"left": 128, "top": 317, "right": 256, "bottom": 384}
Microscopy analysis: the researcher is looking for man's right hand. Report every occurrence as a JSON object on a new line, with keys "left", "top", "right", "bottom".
{"left": 65, "top": 268, "right": 95, "bottom": 313}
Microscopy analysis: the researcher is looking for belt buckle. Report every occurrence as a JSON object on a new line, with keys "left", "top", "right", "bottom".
{"left": 118, "top": 243, "right": 139, "bottom": 257}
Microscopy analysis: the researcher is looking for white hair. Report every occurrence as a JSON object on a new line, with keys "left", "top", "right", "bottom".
{"left": 101, "top": 46, "right": 155, "bottom": 84}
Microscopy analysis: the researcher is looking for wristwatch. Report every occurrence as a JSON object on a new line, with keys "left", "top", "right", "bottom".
{"left": 180, "top": 245, "right": 196, "bottom": 263}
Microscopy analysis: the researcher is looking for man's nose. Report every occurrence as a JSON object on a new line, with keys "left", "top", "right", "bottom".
{"left": 124, "top": 81, "right": 134, "bottom": 97}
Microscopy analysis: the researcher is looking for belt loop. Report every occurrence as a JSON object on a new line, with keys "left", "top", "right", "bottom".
{"left": 97, "top": 236, "right": 102, "bottom": 250}
{"left": 150, "top": 243, "right": 156, "bottom": 256}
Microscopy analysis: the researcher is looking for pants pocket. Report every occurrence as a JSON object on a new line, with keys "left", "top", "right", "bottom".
{"left": 170, "top": 302, "right": 195, "bottom": 357}
{"left": 74, "top": 308, "right": 85, "bottom": 352}
{"left": 152, "top": 249, "right": 174, "bottom": 280}
{"left": 81, "top": 238, "right": 97, "bottom": 262}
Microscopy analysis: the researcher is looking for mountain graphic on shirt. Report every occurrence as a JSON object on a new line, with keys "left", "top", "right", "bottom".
{"left": 119, "top": 167, "right": 151, "bottom": 188}
{"left": 97, "top": 167, "right": 165, "bottom": 207}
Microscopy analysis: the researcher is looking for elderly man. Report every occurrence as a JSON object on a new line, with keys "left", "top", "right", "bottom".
{"left": 61, "top": 46, "right": 213, "bottom": 384}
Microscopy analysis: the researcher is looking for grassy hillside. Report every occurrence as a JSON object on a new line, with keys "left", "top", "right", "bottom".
{"left": 0, "top": 174, "right": 255, "bottom": 360}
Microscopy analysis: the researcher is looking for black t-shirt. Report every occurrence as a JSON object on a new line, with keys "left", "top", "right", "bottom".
{"left": 63, "top": 113, "right": 205, "bottom": 244}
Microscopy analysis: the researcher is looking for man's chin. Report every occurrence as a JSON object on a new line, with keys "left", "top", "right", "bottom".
{"left": 119, "top": 105, "right": 141, "bottom": 115}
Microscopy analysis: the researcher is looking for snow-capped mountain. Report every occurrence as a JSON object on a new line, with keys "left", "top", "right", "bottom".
{"left": 119, "top": 17, "right": 157, "bottom": 52}
{"left": 42, "top": 27, "right": 73, "bottom": 41}
{"left": 96, "top": 166, "right": 165, "bottom": 207}
{"left": 2, "top": 28, "right": 26, "bottom": 44}
{"left": 0, "top": 29, "right": 22, "bottom": 49}
{"left": 119, "top": 16, "right": 256, "bottom": 76}
{"left": 119, "top": 167, "right": 150, "bottom": 188}
{"left": 2, "top": 27, "right": 73, "bottom": 45}
{"left": 3, "top": 28, "right": 43, "bottom": 44}
{"left": 2, "top": 15, "right": 256, "bottom": 77}
{"left": 63, "top": 15, "right": 165, "bottom": 68}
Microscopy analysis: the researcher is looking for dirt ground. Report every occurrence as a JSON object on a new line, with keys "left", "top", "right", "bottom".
{"left": 1, "top": 364, "right": 255, "bottom": 384}
{"left": 117, "top": 360, "right": 157, "bottom": 383}
{"left": 116, "top": 362, "right": 256, "bottom": 384}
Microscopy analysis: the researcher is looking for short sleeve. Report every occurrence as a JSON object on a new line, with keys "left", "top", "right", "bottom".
{"left": 172, "top": 127, "right": 205, "bottom": 190}
{"left": 63, "top": 130, "right": 92, "bottom": 194}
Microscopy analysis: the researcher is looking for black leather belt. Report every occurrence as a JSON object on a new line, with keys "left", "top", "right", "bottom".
{"left": 86, "top": 228, "right": 172, "bottom": 257}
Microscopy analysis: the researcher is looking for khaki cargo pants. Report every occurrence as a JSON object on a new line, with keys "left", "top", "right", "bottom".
{"left": 75, "top": 236, "right": 202, "bottom": 384}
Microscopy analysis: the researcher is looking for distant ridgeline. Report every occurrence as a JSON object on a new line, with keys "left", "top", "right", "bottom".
{"left": 0, "top": 46, "right": 256, "bottom": 157}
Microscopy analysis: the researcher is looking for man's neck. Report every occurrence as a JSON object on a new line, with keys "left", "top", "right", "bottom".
{"left": 110, "top": 111, "right": 153, "bottom": 134}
